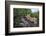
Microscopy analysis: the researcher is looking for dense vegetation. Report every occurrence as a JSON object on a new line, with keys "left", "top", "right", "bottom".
{"left": 13, "top": 8, "right": 39, "bottom": 26}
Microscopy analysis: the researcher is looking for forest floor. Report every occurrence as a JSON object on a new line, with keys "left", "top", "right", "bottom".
{"left": 14, "top": 16, "right": 39, "bottom": 27}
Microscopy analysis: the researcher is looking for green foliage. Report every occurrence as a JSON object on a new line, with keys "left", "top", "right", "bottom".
{"left": 14, "top": 8, "right": 32, "bottom": 16}
{"left": 30, "top": 11, "right": 39, "bottom": 19}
